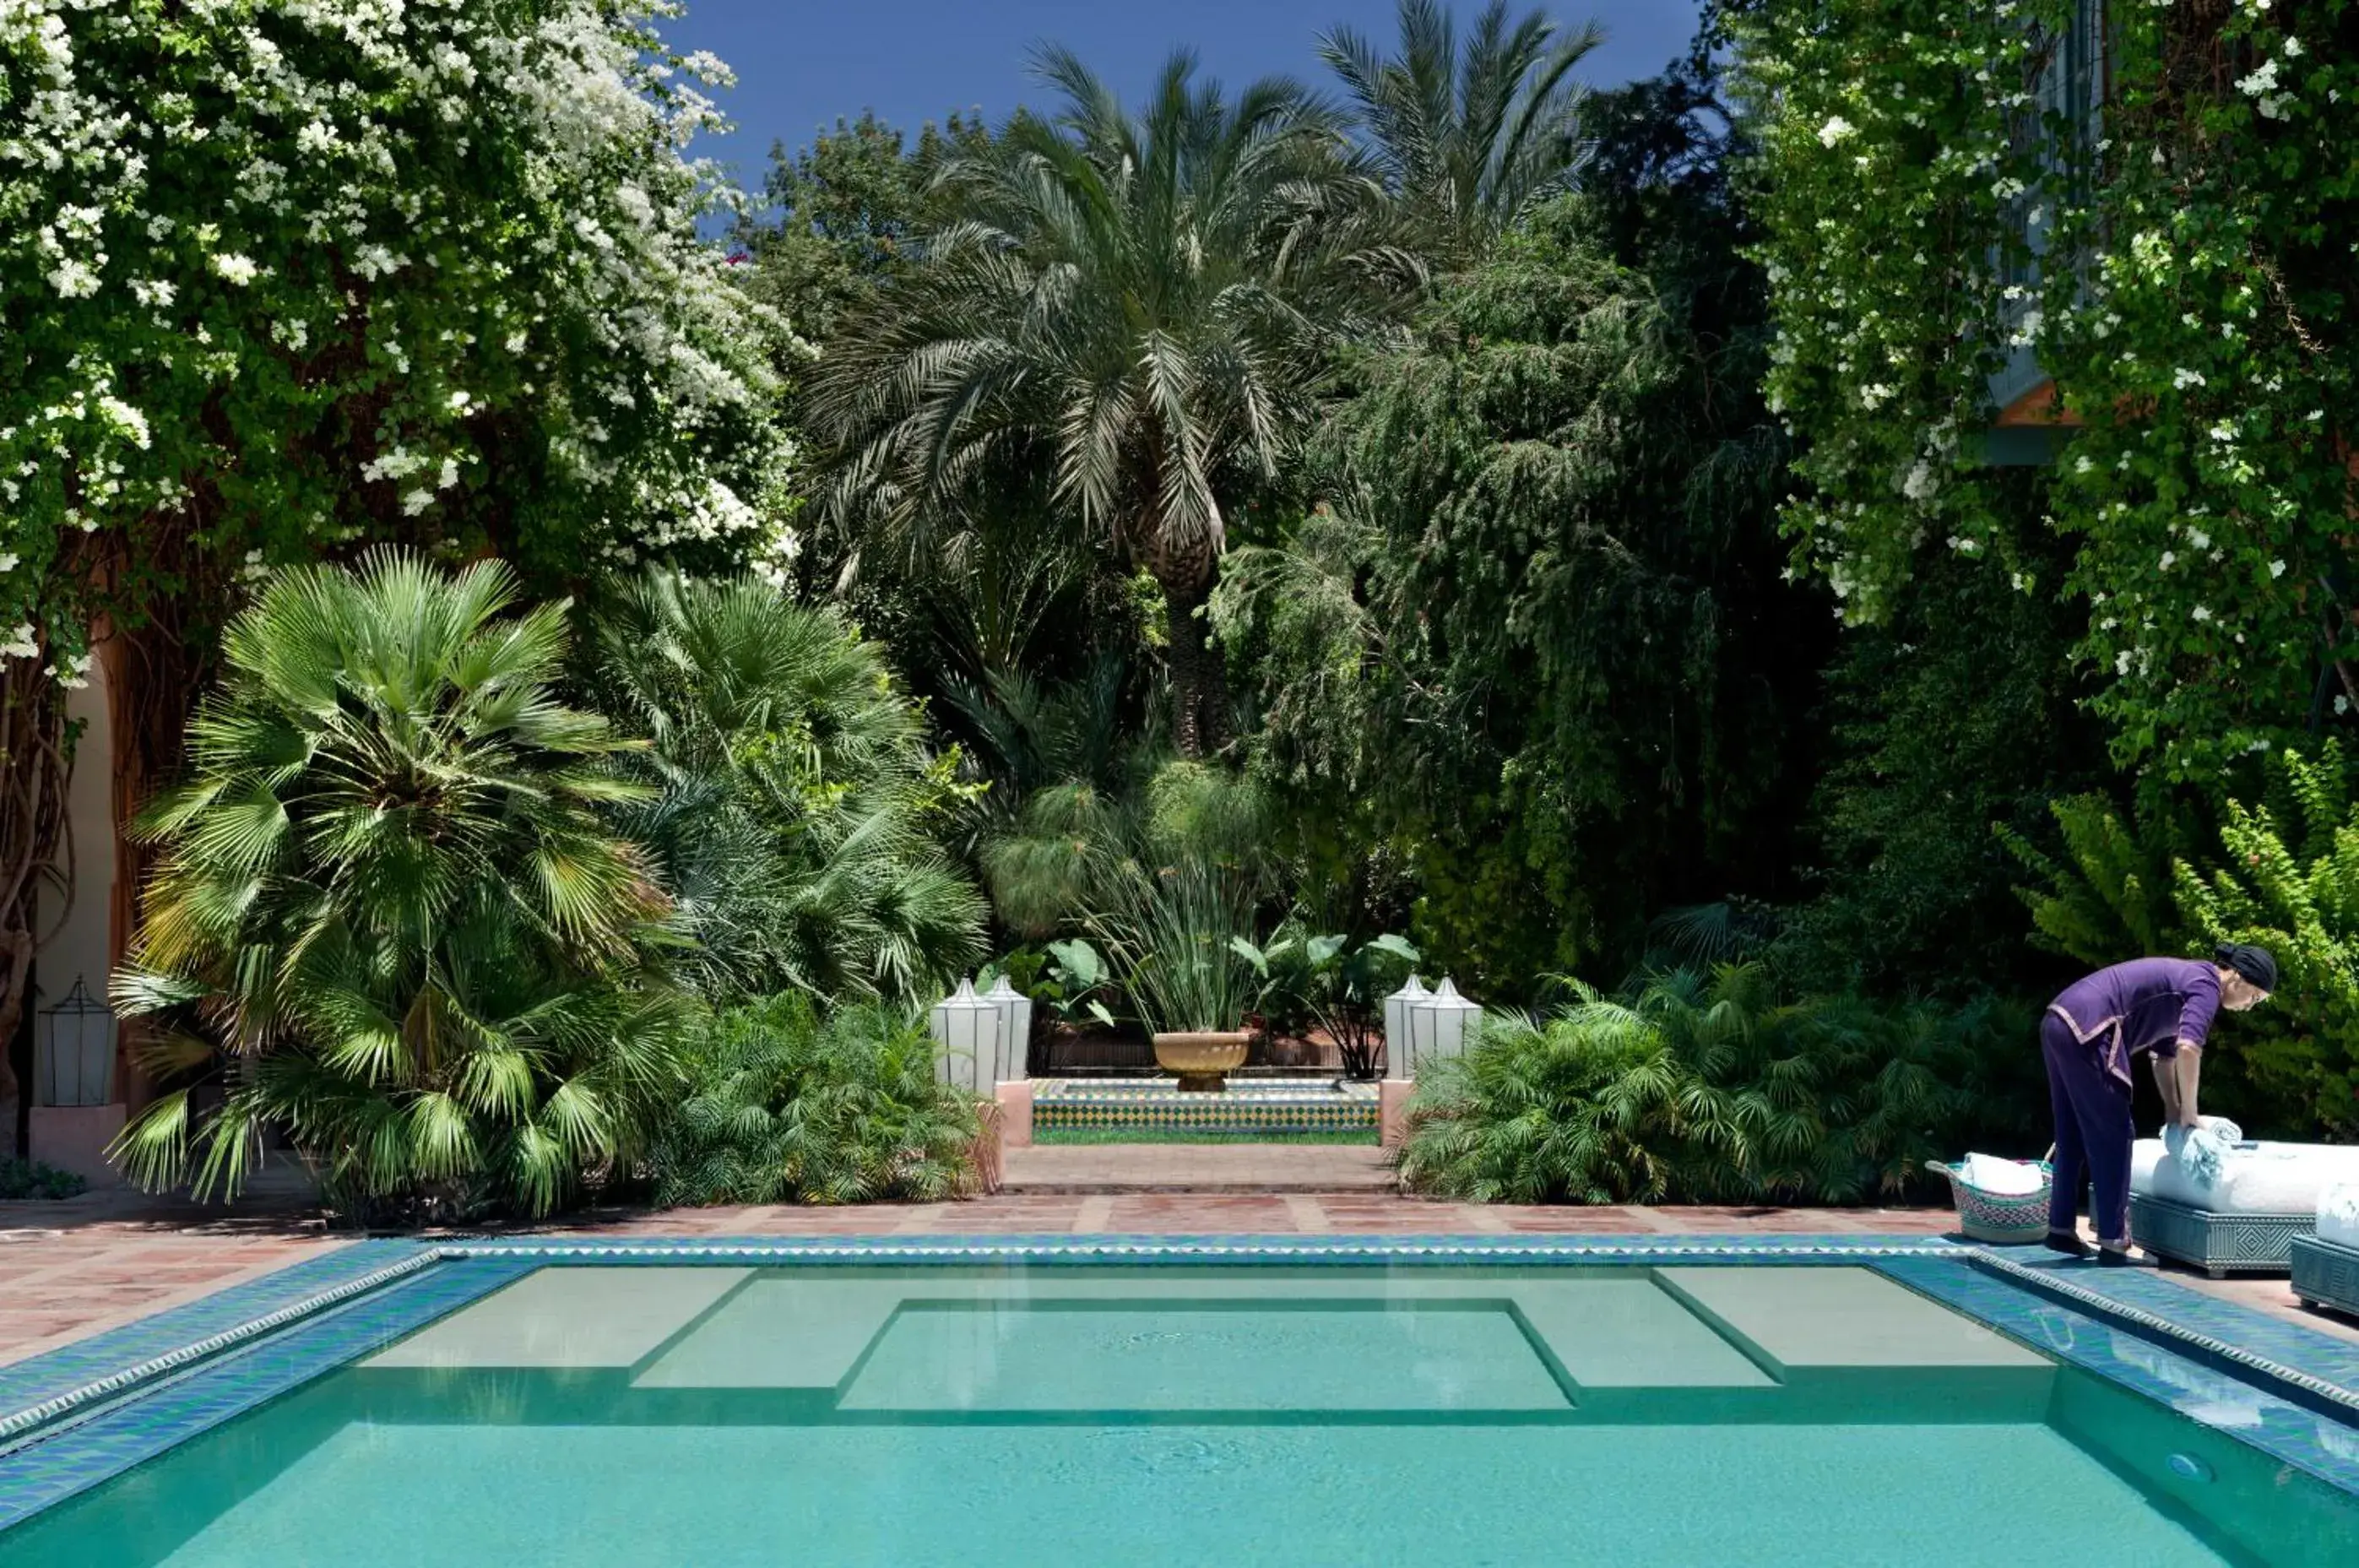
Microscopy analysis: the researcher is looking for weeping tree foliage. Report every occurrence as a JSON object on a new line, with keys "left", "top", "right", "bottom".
{"left": 1319, "top": 0, "right": 1602, "bottom": 268}
{"left": 1217, "top": 195, "right": 1816, "bottom": 989}
{"left": 111, "top": 552, "right": 689, "bottom": 1218}
{"left": 1778, "top": 526, "right": 2110, "bottom": 1001}
{"left": 1396, "top": 966, "right": 1971, "bottom": 1204}
{"left": 651, "top": 994, "right": 983, "bottom": 1207}
{"left": 592, "top": 572, "right": 985, "bottom": 1006}
{"left": 811, "top": 47, "right": 1401, "bottom": 757}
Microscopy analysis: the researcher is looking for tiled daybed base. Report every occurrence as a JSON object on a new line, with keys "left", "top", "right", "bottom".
{"left": 2129, "top": 1191, "right": 2313, "bottom": 1278}
{"left": 2293, "top": 1234, "right": 2359, "bottom": 1320}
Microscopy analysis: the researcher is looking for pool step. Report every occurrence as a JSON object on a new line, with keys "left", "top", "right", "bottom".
{"left": 996, "top": 1143, "right": 1396, "bottom": 1192}
{"left": 358, "top": 1266, "right": 2050, "bottom": 1423}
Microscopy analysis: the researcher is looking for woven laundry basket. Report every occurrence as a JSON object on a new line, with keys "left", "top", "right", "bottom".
{"left": 1925, "top": 1156, "right": 2054, "bottom": 1245}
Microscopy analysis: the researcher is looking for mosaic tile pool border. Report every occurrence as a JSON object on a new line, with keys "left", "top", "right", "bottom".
{"left": 0, "top": 1240, "right": 420, "bottom": 1422}
{"left": 0, "top": 1257, "right": 536, "bottom": 1533}
{"left": 6, "top": 1232, "right": 2359, "bottom": 1535}
{"left": 1033, "top": 1100, "right": 1378, "bottom": 1131}
{"left": 1884, "top": 1255, "right": 2359, "bottom": 1498}
{"left": 1980, "top": 1249, "right": 2359, "bottom": 1405}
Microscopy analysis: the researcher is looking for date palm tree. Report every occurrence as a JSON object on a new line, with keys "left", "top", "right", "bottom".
{"left": 110, "top": 551, "right": 687, "bottom": 1218}
{"left": 1320, "top": 0, "right": 1603, "bottom": 266}
{"left": 812, "top": 47, "right": 1395, "bottom": 757}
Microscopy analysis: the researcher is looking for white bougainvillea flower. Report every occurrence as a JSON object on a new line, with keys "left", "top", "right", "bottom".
{"left": 1817, "top": 115, "right": 1857, "bottom": 148}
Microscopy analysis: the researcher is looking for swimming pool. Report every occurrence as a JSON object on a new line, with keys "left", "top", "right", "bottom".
{"left": 3, "top": 1242, "right": 2356, "bottom": 1565}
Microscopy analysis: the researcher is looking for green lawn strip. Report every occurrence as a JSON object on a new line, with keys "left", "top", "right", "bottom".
{"left": 1032, "top": 1126, "right": 1380, "bottom": 1146}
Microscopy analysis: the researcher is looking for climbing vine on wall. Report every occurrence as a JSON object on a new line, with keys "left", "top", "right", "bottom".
{"left": 1736, "top": 0, "right": 2359, "bottom": 784}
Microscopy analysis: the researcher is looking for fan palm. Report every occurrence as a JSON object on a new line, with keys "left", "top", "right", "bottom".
{"left": 1320, "top": 0, "right": 1603, "bottom": 266}
{"left": 111, "top": 551, "right": 686, "bottom": 1218}
{"left": 594, "top": 571, "right": 986, "bottom": 1004}
{"left": 813, "top": 47, "right": 1394, "bottom": 757}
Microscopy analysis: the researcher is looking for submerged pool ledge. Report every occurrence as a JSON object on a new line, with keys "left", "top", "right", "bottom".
{"left": 5, "top": 1232, "right": 2359, "bottom": 1538}
{"left": 0, "top": 1235, "right": 1971, "bottom": 1425}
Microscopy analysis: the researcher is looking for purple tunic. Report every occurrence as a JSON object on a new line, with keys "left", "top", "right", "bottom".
{"left": 2047, "top": 958, "right": 2221, "bottom": 1088}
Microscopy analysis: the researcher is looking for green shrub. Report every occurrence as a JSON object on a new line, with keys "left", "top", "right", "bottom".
{"left": 1234, "top": 925, "right": 1418, "bottom": 1078}
{"left": 1396, "top": 966, "right": 1977, "bottom": 1204}
{"left": 2003, "top": 745, "right": 2359, "bottom": 1136}
{"left": 593, "top": 572, "right": 986, "bottom": 1006}
{"left": 1998, "top": 791, "right": 2195, "bottom": 969}
{"left": 2174, "top": 746, "right": 2359, "bottom": 1137}
{"left": 110, "top": 552, "right": 692, "bottom": 1221}
{"left": 0, "top": 1158, "right": 88, "bottom": 1201}
{"left": 650, "top": 996, "right": 982, "bottom": 1206}
{"left": 984, "top": 758, "right": 1276, "bottom": 1034}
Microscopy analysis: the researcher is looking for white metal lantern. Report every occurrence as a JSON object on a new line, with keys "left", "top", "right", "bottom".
{"left": 981, "top": 974, "right": 1033, "bottom": 1085}
{"left": 1382, "top": 974, "right": 1429, "bottom": 1081}
{"left": 38, "top": 977, "right": 117, "bottom": 1108}
{"left": 1407, "top": 978, "right": 1481, "bottom": 1077}
{"left": 928, "top": 978, "right": 1001, "bottom": 1097}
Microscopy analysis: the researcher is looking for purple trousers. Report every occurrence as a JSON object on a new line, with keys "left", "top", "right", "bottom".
{"left": 2042, "top": 1012, "right": 2135, "bottom": 1245}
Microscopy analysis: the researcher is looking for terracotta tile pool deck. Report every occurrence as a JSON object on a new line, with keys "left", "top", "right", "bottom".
{"left": 7, "top": 1182, "right": 2356, "bottom": 1368}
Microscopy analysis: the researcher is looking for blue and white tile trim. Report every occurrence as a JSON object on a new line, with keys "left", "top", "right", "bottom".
{"left": 1885, "top": 1256, "right": 2359, "bottom": 1498}
{"left": 0, "top": 1256, "right": 538, "bottom": 1533}
{"left": 1977, "top": 1249, "right": 2359, "bottom": 1414}
{"left": 5, "top": 1232, "right": 2359, "bottom": 1535}
{"left": 0, "top": 1239, "right": 421, "bottom": 1423}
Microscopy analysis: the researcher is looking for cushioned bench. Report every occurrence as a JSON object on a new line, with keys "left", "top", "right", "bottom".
{"left": 2291, "top": 1235, "right": 2359, "bottom": 1319}
{"left": 2291, "top": 1183, "right": 2359, "bottom": 1318}
{"left": 2127, "top": 1141, "right": 2359, "bottom": 1278}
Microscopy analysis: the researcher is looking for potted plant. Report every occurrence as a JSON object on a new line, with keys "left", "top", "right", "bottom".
{"left": 1098, "top": 865, "right": 1255, "bottom": 1091}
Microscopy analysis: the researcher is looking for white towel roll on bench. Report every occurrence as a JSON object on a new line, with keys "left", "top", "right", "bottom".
{"left": 2131, "top": 1138, "right": 2359, "bottom": 1213}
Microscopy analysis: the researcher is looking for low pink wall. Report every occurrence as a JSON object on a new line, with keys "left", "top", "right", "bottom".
{"left": 1380, "top": 1079, "right": 1415, "bottom": 1148}
{"left": 30, "top": 1102, "right": 126, "bottom": 1186}
{"left": 993, "top": 1079, "right": 1034, "bottom": 1149}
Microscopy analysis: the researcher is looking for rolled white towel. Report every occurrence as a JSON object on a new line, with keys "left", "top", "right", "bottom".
{"left": 2320, "top": 1181, "right": 2359, "bottom": 1249}
{"left": 2197, "top": 1114, "right": 2244, "bottom": 1143}
{"left": 1960, "top": 1152, "right": 2045, "bottom": 1196}
{"left": 2163, "top": 1123, "right": 2226, "bottom": 1187}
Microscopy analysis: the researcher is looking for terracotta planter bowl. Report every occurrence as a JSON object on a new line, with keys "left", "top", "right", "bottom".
{"left": 1152, "top": 1030, "right": 1251, "bottom": 1093}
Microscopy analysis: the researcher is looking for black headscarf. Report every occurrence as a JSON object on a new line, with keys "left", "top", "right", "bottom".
{"left": 2214, "top": 942, "right": 2279, "bottom": 993}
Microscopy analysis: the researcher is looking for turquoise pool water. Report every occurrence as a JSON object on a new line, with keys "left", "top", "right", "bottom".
{"left": 5, "top": 1263, "right": 2354, "bottom": 1565}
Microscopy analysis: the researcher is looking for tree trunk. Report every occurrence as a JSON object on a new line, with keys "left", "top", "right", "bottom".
{"left": 0, "top": 650, "right": 72, "bottom": 1158}
{"left": 1138, "top": 506, "right": 1231, "bottom": 761}
{"left": 1161, "top": 574, "right": 1231, "bottom": 759}
{"left": 104, "top": 608, "right": 210, "bottom": 1113}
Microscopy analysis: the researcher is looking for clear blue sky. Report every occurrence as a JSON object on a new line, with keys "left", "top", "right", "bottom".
{"left": 656, "top": 0, "right": 1704, "bottom": 183}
